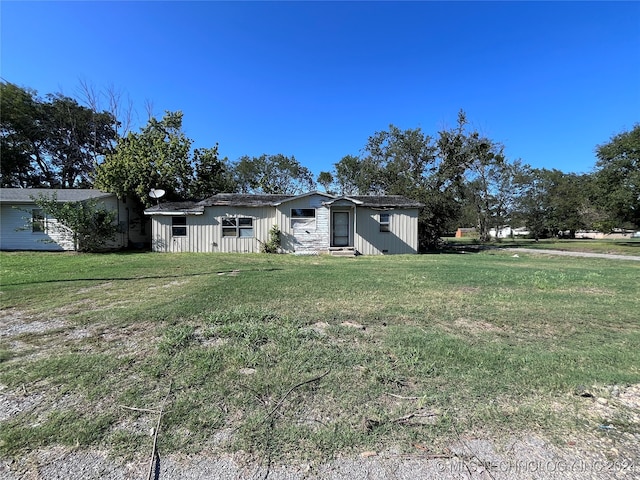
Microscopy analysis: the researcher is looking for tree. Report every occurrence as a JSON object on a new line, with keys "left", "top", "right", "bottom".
{"left": 512, "top": 168, "right": 590, "bottom": 238}
{"left": 593, "top": 124, "right": 640, "bottom": 228}
{"left": 95, "top": 111, "right": 193, "bottom": 208}
{"left": 316, "top": 171, "right": 334, "bottom": 194}
{"left": 432, "top": 111, "right": 524, "bottom": 242}
{"left": 232, "top": 154, "right": 315, "bottom": 194}
{"left": 0, "top": 82, "right": 42, "bottom": 187}
{"left": 334, "top": 154, "right": 366, "bottom": 195}
{"left": 363, "top": 125, "right": 436, "bottom": 196}
{"left": 462, "top": 136, "right": 512, "bottom": 241}
{"left": 31, "top": 193, "right": 119, "bottom": 252}
{"left": 43, "top": 93, "right": 118, "bottom": 187}
{"left": 0, "top": 82, "right": 118, "bottom": 188}
{"left": 190, "top": 146, "right": 237, "bottom": 199}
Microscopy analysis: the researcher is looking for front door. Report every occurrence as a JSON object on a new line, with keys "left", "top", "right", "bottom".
{"left": 332, "top": 211, "right": 349, "bottom": 247}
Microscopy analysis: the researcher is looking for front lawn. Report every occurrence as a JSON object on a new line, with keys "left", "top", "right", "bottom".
{"left": 1, "top": 250, "right": 638, "bottom": 463}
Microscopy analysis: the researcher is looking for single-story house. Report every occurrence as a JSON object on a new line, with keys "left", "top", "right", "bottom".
{"left": 0, "top": 188, "right": 148, "bottom": 251}
{"left": 489, "top": 226, "right": 530, "bottom": 238}
{"left": 144, "top": 191, "right": 423, "bottom": 255}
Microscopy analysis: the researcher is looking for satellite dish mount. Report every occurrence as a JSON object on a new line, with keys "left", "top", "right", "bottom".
{"left": 149, "top": 188, "right": 166, "bottom": 206}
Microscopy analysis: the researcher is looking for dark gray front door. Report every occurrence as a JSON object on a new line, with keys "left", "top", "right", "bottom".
{"left": 332, "top": 211, "right": 349, "bottom": 246}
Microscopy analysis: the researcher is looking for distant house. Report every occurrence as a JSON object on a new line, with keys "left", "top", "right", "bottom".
{"left": 0, "top": 188, "right": 148, "bottom": 251}
{"left": 489, "top": 226, "right": 530, "bottom": 238}
{"left": 144, "top": 191, "right": 422, "bottom": 255}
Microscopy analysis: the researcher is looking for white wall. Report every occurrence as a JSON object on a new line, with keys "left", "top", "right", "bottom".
{"left": 1, "top": 204, "right": 75, "bottom": 250}
{"left": 276, "top": 194, "right": 331, "bottom": 253}
{"left": 1, "top": 197, "right": 130, "bottom": 251}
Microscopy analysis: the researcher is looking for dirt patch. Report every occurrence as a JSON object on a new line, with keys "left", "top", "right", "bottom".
{"left": 0, "top": 385, "right": 44, "bottom": 421}
{"left": 3, "top": 430, "right": 639, "bottom": 479}
{"left": 0, "top": 309, "right": 66, "bottom": 338}
{"left": 76, "top": 282, "right": 113, "bottom": 294}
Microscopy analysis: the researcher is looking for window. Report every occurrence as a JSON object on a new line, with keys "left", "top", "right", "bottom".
{"left": 379, "top": 213, "right": 390, "bottom": 232}
{"left": 222, "top": 217, "right": 253, "bottom": 237}
{"left": 291, "top": 208, "right": 316, "bottom": 230}
{"left": 32, "top": 209, "right": 45, "bottom": 233}
{"left": 172, "top": 216, "right": 187, "bottom": 236}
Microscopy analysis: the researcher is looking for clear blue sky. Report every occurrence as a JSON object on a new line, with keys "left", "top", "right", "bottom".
{"left": 2, "top": 1, "right": 639, "bottom": 177}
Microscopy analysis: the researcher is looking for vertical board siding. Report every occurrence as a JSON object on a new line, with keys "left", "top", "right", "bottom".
{"left": 147, "top": 198, "right": 419, "bottom": 255}
{"left": 355, "top": 208, "right": 418, "bottom": 255}
{"left": 150, "top": 206, "right": 275, "bottom": 253}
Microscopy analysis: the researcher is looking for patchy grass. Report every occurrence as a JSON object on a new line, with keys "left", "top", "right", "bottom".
{"left": 445, "top": 236, "right": 640, "bottom": 256}
{"left": 0, "top": 250, "right": 639, "bottom": 464}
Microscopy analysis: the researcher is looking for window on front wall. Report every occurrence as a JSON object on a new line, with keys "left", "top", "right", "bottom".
{"left": 291, "top": 208, "right": 316, "bottom": 230}
{"left": 32, "top": 209, "right": 45, "bottom": 233}
{"left": 379, "top": 213, "right": 390, "bottom": 232}
{"left": 222, "top": 217, "right": 254, "bottom": 237}
{"left": 172, "top": 216, "right": 187, "bottom": 236}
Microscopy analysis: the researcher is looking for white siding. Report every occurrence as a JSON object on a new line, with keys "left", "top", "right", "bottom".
{"left": 276, "top": 194, "right": 330, "bottom": 253}
{"left": 0, "top": 204, "right": 74, "bottom": 250}
{"left": 1, "top": 197, "right": 129, "bottom": 251}
{"left": 354, "top": 208, "right": 418, "bottom": 255}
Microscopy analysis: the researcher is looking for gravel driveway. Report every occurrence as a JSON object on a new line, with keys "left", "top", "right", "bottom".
{"left": 505, "top": 248, "right": 640, "bottom": 261}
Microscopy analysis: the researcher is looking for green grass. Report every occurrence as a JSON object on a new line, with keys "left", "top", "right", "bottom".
{"left": 445, "top": 236, "right": 640, "bottom": 256}
{"left": 1, "top": 250, "right": 639, "bottom": 463}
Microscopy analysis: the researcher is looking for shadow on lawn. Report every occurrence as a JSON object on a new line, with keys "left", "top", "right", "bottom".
{"left": 1, "top": 268, "right": 284, "bottom": 287}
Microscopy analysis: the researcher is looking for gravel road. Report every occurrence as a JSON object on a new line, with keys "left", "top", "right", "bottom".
{"left": 505, "top": 248, "right": 640, "bottom": 261}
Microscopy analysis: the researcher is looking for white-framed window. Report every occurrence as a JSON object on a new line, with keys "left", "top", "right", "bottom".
{"left": 291, "top": 208, "right": 316, "bottom": 230}
{"left": 222, "top": 217, "right": 254, "bottom": 237}
{"left": 32, "top": 209, "right": 45, "bottom": 233}
{"left": 172, "top": 217, "right": 187, "bottom": 236}
{"left": 379, "top": 213, "right": 390, "bottom": 232}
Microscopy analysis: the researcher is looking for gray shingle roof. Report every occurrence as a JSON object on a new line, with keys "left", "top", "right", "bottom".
{"left": 0, "top": 188, "right": 114, "bottom": 203}
{"left": 144, "top": 192, "right": 423, "bottom": 214}
{"left": 348, "top": 195, "right": 424, "bottom": 208}
{"left": 198, "top": 193, "right": 292, "bottom": 207}
{"left": 144, "top": 201, "right": 205, "bottom": 214}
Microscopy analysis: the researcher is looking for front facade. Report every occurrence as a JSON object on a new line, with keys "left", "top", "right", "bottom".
{"left": 0, "top": 188, "right": 148, "bottom": 251}
{"left": 145, "top": 192, "right": 422, "bottom": 255}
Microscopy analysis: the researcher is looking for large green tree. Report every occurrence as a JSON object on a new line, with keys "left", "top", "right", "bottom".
{"left": 512, "top": 168, "right": 591, "bottom": 238}
{"left": 190, "top": 146, "right": 236, "bottom": 199}
{"left": 95, "top": 111, "right": 194, "bottom": 208}
{"left": 593, "top": 124, "right": 640, "bottom": 229}
{"left": 232, "top": 154, "right": 315, "bottom": 194}
{"left": 0, "top": 82, "right": 118, "bottom": 188}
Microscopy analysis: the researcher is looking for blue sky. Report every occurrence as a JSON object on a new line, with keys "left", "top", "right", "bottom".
{"left": 2, "top": 1, "right": 639, "bottom": 177}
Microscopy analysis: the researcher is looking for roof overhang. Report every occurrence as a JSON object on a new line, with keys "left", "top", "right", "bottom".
{"left": 272, "top": 191, "right": 335, "bottom": 206}
{"left": 144, "top": 206, "right": 205, "bottom": 216}
{"left": 322, "top": 196, "right": 364, "bottom": 206}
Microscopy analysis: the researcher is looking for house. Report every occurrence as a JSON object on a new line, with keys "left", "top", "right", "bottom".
{"left": 0, "top": 188, "right": 148, "bottom": 251}
{"left": 144, "top": 191, "right": 422, "bottom": 255}
{"left": 489, "top": 226, "right": 531, "bottom": 238}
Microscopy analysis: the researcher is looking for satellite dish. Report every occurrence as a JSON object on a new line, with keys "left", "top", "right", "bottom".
{"left": 149, "top": 189, "right": 165, "bottom": 199}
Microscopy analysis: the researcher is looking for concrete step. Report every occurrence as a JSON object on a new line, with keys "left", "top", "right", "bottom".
{"left": 328, "top": 247, "right": 356, "bottom": 256}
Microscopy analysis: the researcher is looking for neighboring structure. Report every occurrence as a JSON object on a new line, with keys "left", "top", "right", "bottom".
{"left": 575, "top": 229, "right": 638, "bottom": 240}
{"left": 489, "top": 226, "right": 531, "bottom": 238}
{"left": 455, "top": 227, "right": 477, "bottom": 238}
{"left": 144, "top": 191, "right": 422, "bottom": 255}
{"left": 0, "top": 188, "right": 148, "bottom": 251}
